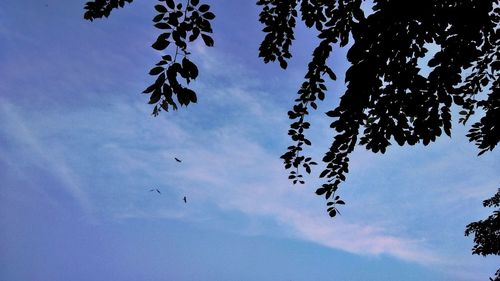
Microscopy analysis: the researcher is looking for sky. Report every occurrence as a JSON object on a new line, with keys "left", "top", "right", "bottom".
{"left": 0, "top": 1, "right": 499, "bottom": 281}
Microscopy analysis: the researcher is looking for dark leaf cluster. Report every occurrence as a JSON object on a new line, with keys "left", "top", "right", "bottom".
{"left": 84, "top": 0, "right": 133, "bottom": 20}
{"left": 84, "top": 0, "right": 215, "bottom": 115}
{"left": 147, "top": 0, "right": 215, "bottom": 115}
{"left": 491, "top": 269, "right": 500, "bottom": 281}
{"left": 257, "top": 0, "right": 296, "bottom": 69}
{"left": 465, "top": 188, "right": 500, "bottom": 281}
{"left": 259, "top": 0, "right": 499, "bottom": 217}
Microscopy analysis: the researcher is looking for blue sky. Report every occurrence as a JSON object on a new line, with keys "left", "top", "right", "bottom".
{"left": 0, "top": 1, "right": 499, "bottom": 280}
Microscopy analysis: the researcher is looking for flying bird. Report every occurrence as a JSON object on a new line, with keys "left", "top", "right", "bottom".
{"left": 174, "top": 157, "right": 182, "bottom": 163}
{"left": 183, "top": 196, "right": 187, "bottom": 203}
{"left": 150, "top": 188, "right": 161, "bottom": 194}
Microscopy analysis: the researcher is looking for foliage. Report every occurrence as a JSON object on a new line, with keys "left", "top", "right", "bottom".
{"left": 83, "top": 0, "right": 499, "bottom": 218}
{"left": 83, "top": 0, "right": 133, "bottom": 20}
{"left": 465, "top": 188, "right": 500, "bottom": 281}
{"left": 84, "top": 0, "right": 215, "bottom": 116}
{"left": 258, "top": 0, "right": 500, "bottom": 217}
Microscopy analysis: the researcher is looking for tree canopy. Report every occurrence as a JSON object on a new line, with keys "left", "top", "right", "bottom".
{"left": 83, "top": 0, "right": 499, "bottom": 276}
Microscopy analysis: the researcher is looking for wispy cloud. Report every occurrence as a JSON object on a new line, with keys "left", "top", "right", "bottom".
{"left": 0, "top": 100, "right": 93, "bottom": 217}
{"left": 1, "top": 24, "right": 497, "bottom": 279}
{"left": 160, "top": 125, "right": 443, "bottom": 266}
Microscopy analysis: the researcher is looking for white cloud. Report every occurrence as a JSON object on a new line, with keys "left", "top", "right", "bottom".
{"left": 0, "top": 100, "right": 93, "bottom": 217}
{"left": 169, "top": 131, "right": 443, "bottom": 266}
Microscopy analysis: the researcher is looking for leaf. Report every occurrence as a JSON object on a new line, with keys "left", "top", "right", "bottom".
{"left": 198, "top": 4, "right": 209, "bottom": 12}
{"left": 160, "top": 101, "right": 169, "bottom": 112}
{"left": 329, "top": 209, "right": 337, "bottom": 217}
{"left": 318, "top": 91, "right": 325, "bottom": 100}
{"left": 203, "top": 12, "right": 215, "bottom": 20}
{"left": 201, "top": 34, "right": 214, "bottom": 47}
{"left": 325, "top": 110, "right": 336, "bottom": 117}
{"left": 154, "top": 4, "right": 167, "bottom": 13}
{"left": 153, "top": 14, "right": 164, "bottom": 22}
{"left": 319, "top": 170, "right": 328, "bottom": 178}
{"left": 191, "top": 0, "right": 199, "bottom": 6}
{"left": 143, "top": 84, "right": 156, "bottom": 94}
{"left": 167, "top": 62, "right": 181, "bottom": 83}
{"left": 176, "top": 87, "right": 189, "bottom": 106}
{"left": 189, "top": 28, "right": 200, "bottom": 42}
{"left": 315, "top": 188, "right": 325, "bottom": 195}
{"left": 278, "top": 57, "right": 287, "bottom": 69}
{"left": 154, "top": 23, "right": 171, "bottom": 29}
{"left": 478, "top": 149, "right": 488, "bottom": 156}
{"left": 152, "top": 37, "right": 170, "bottom": 50}
{"left": 182, "top": 57, "right": 199, "bottom": 79}
{"left": 149, "top": 66, "right": 164, "bottom": 75}
{"left": 155, "top": 72, "right": 166, "bottom": 85}
{"left": 149, "top": 90, "right": 161, "bottom": 104}
{"left": 325, "top": 68, "right": 336, "bottom": 80}
{"left": 185, "top": 88, "right": 197, "bottom": 103}
{"left": 165, "top": 0, "right": 175, "bottom": 9}
{"left": 162, "top": 84, "right": 172, "bottom": 98}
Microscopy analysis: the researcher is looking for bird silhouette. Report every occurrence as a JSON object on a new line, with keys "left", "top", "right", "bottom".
{"left": 150, "top": 188, "right": 161, "bottom": 194}
{"left": 174, "top": 157, "right": 182, "bottom": 163}
{"left": 183, "top": 196, "right": 187, "bottom": 203}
